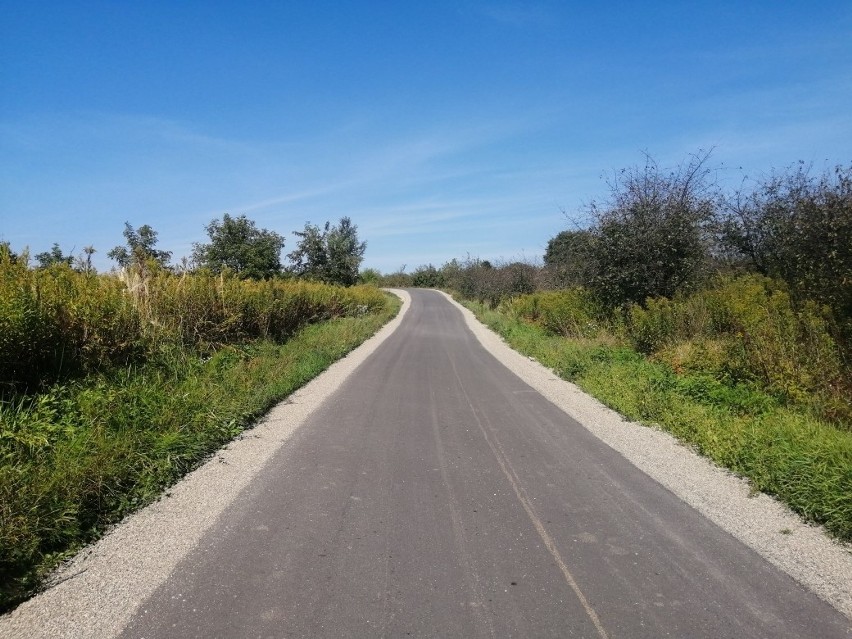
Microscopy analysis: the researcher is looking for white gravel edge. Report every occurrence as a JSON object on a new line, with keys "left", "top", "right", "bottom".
{"left": 440, "top": 290, "right": 852, "bottom": 620}
{"left": 0, "top": 290, "right": 411, "bottom": 639}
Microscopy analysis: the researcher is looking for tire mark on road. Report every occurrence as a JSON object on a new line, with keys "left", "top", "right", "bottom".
{"left": 429, "top": 382, "right": 497, "bottom": 639}
{"left": 449, "top": 354, "right": 611, "bottom": 639}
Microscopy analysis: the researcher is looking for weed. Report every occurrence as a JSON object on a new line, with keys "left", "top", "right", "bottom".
{"left": 505, "top": 275, "right": 849, "bottom": 425}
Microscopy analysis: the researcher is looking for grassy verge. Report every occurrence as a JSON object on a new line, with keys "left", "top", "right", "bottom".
{"left": 462, "top": 299, "right": 852, "bottom": 544}
{"left": 0, "top": 293, "right": 399, "bottom": 611}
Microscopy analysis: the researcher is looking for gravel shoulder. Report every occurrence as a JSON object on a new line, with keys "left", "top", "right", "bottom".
{"left": 0, "top": 291, "right": 411, "bottom": 639}
{"left": 440, "top": 290, "right": 852, "bottom": 621}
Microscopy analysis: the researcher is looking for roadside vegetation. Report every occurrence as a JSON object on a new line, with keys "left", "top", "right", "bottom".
{"left": 0, "top": 215, "right": 396, "bottom": 611}
{"left": 378, "top": 155, "right": 852, "bottom": 542}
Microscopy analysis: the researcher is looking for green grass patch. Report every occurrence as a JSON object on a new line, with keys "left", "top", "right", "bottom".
{"left": 0, "top": 294, "right": 399, "bottom": 612}
{"left": 463, "top": 299, "right": 852, "bottom": 544}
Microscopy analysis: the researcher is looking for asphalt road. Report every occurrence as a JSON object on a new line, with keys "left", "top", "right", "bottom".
{"left": 121, "top": 289, "right": 850, "bottom": 638}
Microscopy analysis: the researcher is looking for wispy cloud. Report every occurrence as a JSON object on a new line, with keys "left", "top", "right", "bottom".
{"left": 0, "top": 111, "right": 260, "bottom": 158}
{"left": 222, "top": 182, "right": 359, "bottom": 216}
{"left": 217, "top": 112, "right": 548, "bottom": 217}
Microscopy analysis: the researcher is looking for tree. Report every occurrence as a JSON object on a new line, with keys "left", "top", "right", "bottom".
{"left": 358, "top": 268, "right": 382, "bottom": 285}
{"left": 288, "top": 217, "right": 366, "bottom": 286}
{"left": 325, "top": 217, "right": 368, "bottom": 286}
{"left": 107, "top": 222, "right": 171, "bottom": 269}
{"left": 0, "top": 241, "right": 19, "bottom": 264}
{"left": 192, "top": 214, "right": 285, "bottom": 279}
{"left": 411, "top": 264, "right": 444, "bottom": 288}
{"left": 287, "top": 222, "right": 327, "bottom": 278}
{"left": 34, "top": 243, "right": 74, "bottom": 268}
{"left": 78, "top": 245, "right": 97, "bottom": 274}
{"left": 584, "top": 152, "right": 717, "bottom": 307}
{"left": 720, "top": 163, "right": 851, "bottom": 339}
{"left": 543, "top": 229, "right": 595, "bottom": 288}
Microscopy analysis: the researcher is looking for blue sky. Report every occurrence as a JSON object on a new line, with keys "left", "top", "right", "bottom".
{"left": 2, "top": 1, "right": 850, "bottom": 273}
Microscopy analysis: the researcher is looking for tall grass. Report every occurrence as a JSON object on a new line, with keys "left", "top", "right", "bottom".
{"left": 0, "top": 257, "right": 396, "bottom": 611}
{"left": 0, "top": 255, "right": 385, "bottom": 392}
{"left": 504, "top": 275, "right": 850, "bottom": 424}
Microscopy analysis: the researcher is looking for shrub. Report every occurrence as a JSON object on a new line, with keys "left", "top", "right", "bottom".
{"left": 543, "top": 229, "right": 595, "bottom": 288}
{"left": 411, "top": 264, "right": 444, "bottom": 288}
{"left": 440, "top": 258, "right": 539, "bottom": 307}
{"left": 0, "top": 256, "right": 142, "bottom": 391}
{"left": 463, "top": 298, "right": 852, "bottom": 541}
{"left": 627, "top": 275, "right": 848, "bottom": 420}
{"left": 720, "top": 163, "right": 851, "bottom": 346}
{"left": 583, "top": 152, "right": 718, "bottom": 307}
{"left": 0, "top": 262, "right": 394, "bottom": 609}
{"left": 507, "top": 289, "right": 605, "bottom": 339}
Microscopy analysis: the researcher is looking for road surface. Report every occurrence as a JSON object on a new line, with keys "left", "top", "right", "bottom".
{"left": 121, "top": 289, "right": 849, "bottom": 638}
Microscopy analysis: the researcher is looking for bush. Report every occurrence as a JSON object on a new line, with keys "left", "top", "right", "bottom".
{"left": 377, "top": 270, "right": 413, "bottom": 288}
{"left": 358, "top": 268, "right": 382, "bottom": 286}
{"left": 441, "top": 258, "right": 539, "bottom": 307}
{"left": 463, "top": 298, "right": 852, "bottom": 542}
{"left": 507, "top": 288, "right": 605, "bottom": 339}
{"left": 627, "top": 275, "right": 848, "bottom": 421}
{"left": 411, "top": 264, "right": 444, "bottom": 288}
{"left": 503, "top": 272, "right": 848, "bottom": 423}
{"left": 543, "top": 229, "right": 595, "bottom": 288}
{"left": 0, "top": 256, "right": 142, "bottom": 391}
{"left": 0, "top": 263, "right": 394, "bottom": 610}
{"left": 720, "top": 163, "right": 852, "bottom": 349}
{"left": 583, "top": 152, "right": 717, "bottom": 307}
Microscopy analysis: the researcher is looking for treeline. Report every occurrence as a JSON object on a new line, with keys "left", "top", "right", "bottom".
{"left": 381, "top": 155, "right": 851, "bottom": 366}
{"left": 5, "top": 214, "right": 367, "bottom": 286}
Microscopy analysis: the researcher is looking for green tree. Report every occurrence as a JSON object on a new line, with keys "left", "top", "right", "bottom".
{"left": 34, "top": 243, "right": 74, "bottom": 268}
{"left": 77, "top": 245, "right": 97, "bottom": 274}
{"left": 107, "top": 222, "right": 171, "bottom": 269}
{"left": 543, "top": 229, "right": 594, "bottom": 288}
{"left": 0, "top": 242, "right": 19, "bottom": 264}
{"left": 192, "top": 214, "right": 285, "bottom": 279}
{"left": 325, "top": 217, "right": 368, "bottom": 286}
{"left": 288, "top": 217, "right": 366, "bottom": 286}
{"left": 358, "top": 268, "right": 382, "bottom": 285}
{"left": 720, "top": 163, "right": 852, "bottom": 343}
{"left": 585, "top": 152, "right": 716, "bottom": 307}
{"left": 287, "top": 222, "right": 327, "bottom": 278}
